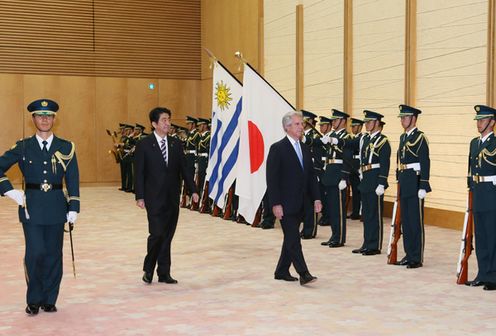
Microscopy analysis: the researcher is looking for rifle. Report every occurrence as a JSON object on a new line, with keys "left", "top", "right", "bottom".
{"left": 456, "top": 191, "right": 474, "bottom": 284}
{"left": 180, "top": 182, "right": 188, "bottom": 208}
{"left": 223, "top": 184, "right": 235, "bottom": 220}
{"left": 190, "top": 163, "right": 200, "bottom": 211}
{"left": 199, "top": 180, "right": 210, "bottom": 213}
{"left": 251, "top": 204, "right": 263, "bottom": 227}
{"left": 387, "top": 183, "right": 402, "bottom": 264}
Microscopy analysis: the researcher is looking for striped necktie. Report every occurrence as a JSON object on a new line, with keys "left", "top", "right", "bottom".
{"left": 160, "top": 138, "right": 168, "bottom": 165}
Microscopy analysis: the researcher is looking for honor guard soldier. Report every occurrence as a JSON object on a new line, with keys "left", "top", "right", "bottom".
{"left": 320, "top": 109, "right": 352, "bottom": 248}
{"left": 117, "top": 123, "right": 126, "bottom": 191}
{"left": 181, "top": 116, "right": 200, "bottom": 208}
{"left": 395, "top": 104, "right": 431, "bottom": 268}
{"left": 352, "top": 111, "right": 390, "bottom": 255}
{"left": 313, "top": 116, "right": 332, "bottom": 226}
{"left": 465, "top": 105, "right": 496, "bottom": 290}
{"left": 349, "top": 118, "right": 365, "bottom": 220}
{"left": 300, "top": 110, "right": 319, "bottom": 238}
{"left": 196, "top": 118, "right": 211, "bottom": 211}
{"left": 121, "top": 124, "right": 135, "bottom": 192}
{"left": 170, "top": 124, "right": 179, "bottom": 138}
{"left": 0, "top": 99, "right": 80, "bottom": 315}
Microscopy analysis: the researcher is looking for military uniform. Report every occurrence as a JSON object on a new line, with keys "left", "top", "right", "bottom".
{"left": 312, "top": 116, "right": 332, "bottom": 226}
{"left": 0, "top": 99, "right": 79, "bottom": 314}
{"left": 467, "top": 105, "right": 496, "bottom": 290}
{"left": 197, "top": 118, "right": 211, "bottom": 212}
{"left": 301, "top": 110, "right": 319, "bottom": 238}
{"left": 121, "top": 124, "right": 135, "bottom": 192}
{"left": 182, "top": 116, "right": 200, "bottom": 207}
{"left": 320, "top": 109, "right": 352, "bottom": 247}
{"left": 349, "top": 118, "right": 365, "bottom": 219}
{"left": 356, "top": 111, "right": 390, "bottom": 254}
{"left": 396, "top": 105, "right": 431, "bottom": 268}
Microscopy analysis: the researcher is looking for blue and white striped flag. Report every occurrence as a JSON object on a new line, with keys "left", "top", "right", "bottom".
{"left": 206, "top": 61, "right": 243, "bottom": 208}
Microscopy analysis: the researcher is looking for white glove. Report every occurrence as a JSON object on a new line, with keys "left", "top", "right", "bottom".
{"left": 320, "top": 135, "right": 330, "bottom": 144}
{"left": 493, "top": 180, "right": 496, "bottom": 186}
{"left": 67, "top": 211, "right": 78, "bottom": 224}
{"left": 330, "top": 137, "right": 338, "bottom": 145}
{"left": 5, "top": 189, "right": 24, "bottom": 206}
{"left": 375, "top": 184, "right": 385, "bottom": 196}
{"left": 338, "top": 180, "right": 347, "bottom": 191}
{"left": 418, "top": 189, "right": 426, "bottom": 199}
{"left": 301, "top": 136, "right": 306, "bottom": 144}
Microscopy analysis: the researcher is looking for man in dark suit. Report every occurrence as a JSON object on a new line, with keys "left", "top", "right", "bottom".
{"left": 465, "top": 105, "right": 496, "bottom": 291}
{"left": 0, "top": 99, "right": 80, "bottom": 315}
{"left": 266, "top": 110, "right": 321, "bottom": 286}
{"left": 134, "top": 107, "right": 199, "bottom": 285}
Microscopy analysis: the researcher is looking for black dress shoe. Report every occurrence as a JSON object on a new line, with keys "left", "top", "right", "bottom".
{"left": 465, "top": 280, "right": 485, "bottom": 287}
{"left": 406, "top": 262, "right": 423, "bottom": 269}
{"left": 25, "top": 304, "right": 39, "bottom": 315}
{"left": 158, "top": 275, "right": 178, "bottom": 284}
{"left": 349, "top": 214, "right": 361, "bottom": 220}
{"left": 320, "top": 240, "right": 331, "bottom": 246}
{"left": 362, "top": 249, "right": 381, "bottom": 255}
{"left": 301, "top": 235, "right": 313, "bottom": 240}
{"left": 41, "top": 304, "right": 57, "bottom": 312}
{"left": 352, "top": 247, "right": 366, "bottom": 254}
{"left": 261, "top": 223, "right": 274, "bottom": 230}
{"left": 394, "top": 257, "right": 409, "bottom": 266}
{"left": 329, "top": 242, "right": 344, "bottom": 248}
{"left": 274, "top": 274, "right": 298, "bottom": 282}
{"left": 299, "top": 272, "right": 317, "bottom": 286}
{"left": 142, "top": 272, "right": 153, "bottom": 284}
{"left": 483, "top": 282, "right": 496, "bottom": 291}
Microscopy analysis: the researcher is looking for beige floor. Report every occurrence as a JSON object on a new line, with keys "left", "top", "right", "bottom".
{"left": 0, "top": 186, "right": 494, "bottom": 336}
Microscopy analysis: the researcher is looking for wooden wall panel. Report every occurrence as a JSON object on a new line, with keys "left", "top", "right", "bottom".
{"left": 201, "top": 0, "right": 260, "bottom": 114}
{"left": 95, "top": 78, "right": 128, "bottom": 182}
{"left": 0, "top": 74, "right": 24, "bottom": 184}
{"left": 0, "top": 74, "right": 200, "bottom": 184}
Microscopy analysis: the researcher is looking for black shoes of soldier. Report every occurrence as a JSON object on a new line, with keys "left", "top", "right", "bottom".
{"left": 329, "top": 242, "right": 344, "bottom": 248}
{"left": 406, "top": 262, "right": 423, "bottom": 269}
{"left": 361, "top": 249, "right": 381, "bottom": 255}
{"left": 299, "top": 272, "right": 317, "bottom": 286}
{"left": 483, "top": 282, "right": 496, "bottom": 291}
{"left": 274, "top": 273, "right": 298, "bottom": 282}
{"left": 465, "top": 280, "right": 484, "bottom": 287}
{"left": 41, "top": 304, "right": 57, "bottom": 312}
{"left": 158, "top": 275, "right": 178, "bottom": 284}
{"left": 25, "top": 304, "right": 40, "bottom": 315}
{"left": 394, "top": 257, "right": 409, "bottom": 266}
{"left": 142, "top": 272, "right": 153, "bottom": 284}
{"left": 352, "top": 247, "right": 366, "bottom": 254}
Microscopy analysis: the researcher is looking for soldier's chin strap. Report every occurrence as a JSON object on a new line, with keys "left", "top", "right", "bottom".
{"left": 480, "top": 118, "right": 494, "bottom": 135}
{"left": 404, "top": 116, "right": 416, "bottom": 132}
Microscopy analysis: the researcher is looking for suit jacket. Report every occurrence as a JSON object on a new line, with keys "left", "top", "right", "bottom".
{"left": 266, "top": 137, "right": 320, "bottom": 216}
{"left": 468, "top": 133, "right": 496, "bottom": 213}
{"left": 134, "top": 134, "right": 197, "bottom": 214}
{"left": 0, "top": 135, "right": 80, "bottom": 225}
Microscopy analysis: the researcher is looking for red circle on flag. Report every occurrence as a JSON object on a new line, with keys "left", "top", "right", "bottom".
{"left": 248, "top": 121, "right": 264, "bottom": 173}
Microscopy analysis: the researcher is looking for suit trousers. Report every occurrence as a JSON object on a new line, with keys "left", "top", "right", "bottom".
{"left": 400, "top": 196, "right": 425, "bottom": 263}
{"left": 301, "top": 198, "right": 316, "bottom": 237}
{"left": 275, "top": 213, "right": 309, "bottom": 276}
{"left": 143, "top": 205, "right": 180, "bottom": 277}
{"left": 325, "top": 186, "right": 347, "bottom": 244}
{"left": 361, "top": 192, "right": 384, "bottom": 250}
{"left": 473, "top": 210, "right": 496, "bottom": 283}
{"left": 22, "top": 222, "right": 64, "bottom": 305}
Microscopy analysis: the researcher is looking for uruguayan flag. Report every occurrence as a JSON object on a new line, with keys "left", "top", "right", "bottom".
{"left": 206, "top": 61, "right": 243, "bottom": 208}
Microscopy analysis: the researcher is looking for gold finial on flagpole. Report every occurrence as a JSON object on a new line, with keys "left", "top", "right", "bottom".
{"left": 203, "top": 47, "right": 217, "bottom": 69}
{"left": 234, "top": 51, "right": 248, "bottom": 71}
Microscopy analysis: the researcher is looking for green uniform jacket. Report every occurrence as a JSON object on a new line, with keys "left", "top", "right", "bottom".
{"left": 0, "top": 135, "right": 80, "bottom": 224}
{"left": 468, "top": 133, "right": 496, "bottom": 213}
{"left": 358, "top": 132, "right": 391, "bottom": 193}
{"left": 397, "top": 128, "right": 431, "bottom": 198}
{"left": 321, "top": 128, "right": 352, "bottom": 187}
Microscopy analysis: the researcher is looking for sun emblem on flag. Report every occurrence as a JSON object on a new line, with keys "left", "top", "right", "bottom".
{"left": 215, "top": 80, "right": 232, "bottom": 111}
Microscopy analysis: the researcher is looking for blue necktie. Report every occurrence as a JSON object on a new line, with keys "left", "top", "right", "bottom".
{"left": 42, "top": 140, "right": 48, "bottom": 154}
{"left": 294, "top": 141, "right": 303, "bottom": 168}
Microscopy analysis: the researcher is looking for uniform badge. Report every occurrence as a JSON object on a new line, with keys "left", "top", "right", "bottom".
{"left": 41, "top": 101, "right": 48, "bottom": 107}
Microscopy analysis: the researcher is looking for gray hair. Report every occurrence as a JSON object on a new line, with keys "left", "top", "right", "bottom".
{"left": 282, "top": 110, "right": 303, "bottom": 131}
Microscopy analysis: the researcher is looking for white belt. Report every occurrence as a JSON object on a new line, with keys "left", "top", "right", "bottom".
{"left": 321, "top": 157, "right": 327, "bottom": 162}
{"left": 186, "top": 150, "right": 197, "bottom": 154}
{"left": 198, "top": 153, "right": 208, "bottom": 157}
{"left": 472, "top": 175, "right": 496, "bottom": 183}
{"left": 399, "top": 162, "right": 420, "bottom": 171}
{"left": 353, "top": 155, "right": 360, "bottom": 159}
{"left": 327, "top": 159, "right": 343, "bottom": 164}
{"left": 361, "top": 163, "right": 380, "bottom": 172}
